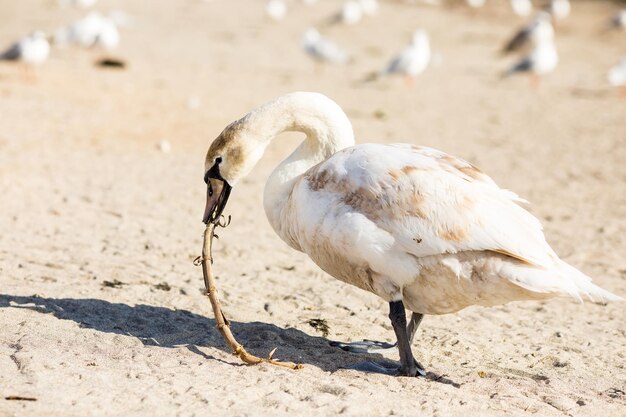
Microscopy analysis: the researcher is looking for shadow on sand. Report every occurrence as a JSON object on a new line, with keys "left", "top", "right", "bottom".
{"left": 0, "top": 293, "right": 460, "bottom": 387}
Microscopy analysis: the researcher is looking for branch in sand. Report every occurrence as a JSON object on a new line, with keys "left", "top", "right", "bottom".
{"left": 197, "top": 221, "right": 303, "bottom": 370}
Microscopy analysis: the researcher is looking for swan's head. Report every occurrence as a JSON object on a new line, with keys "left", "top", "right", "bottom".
{"left": 202, "top": 117, "right": 266, "bottom": 224}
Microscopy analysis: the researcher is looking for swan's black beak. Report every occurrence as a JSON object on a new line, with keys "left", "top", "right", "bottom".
{"left": 202, "top": 177, "right": 232, "bottom": 225}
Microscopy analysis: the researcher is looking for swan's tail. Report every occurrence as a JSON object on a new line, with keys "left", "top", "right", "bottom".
{"left": 556, "top": 260, "right": 623, "bottom": 303}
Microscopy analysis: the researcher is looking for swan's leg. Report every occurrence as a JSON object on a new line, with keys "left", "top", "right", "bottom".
{"left": 333, "top": 303, "right": 426, "bottom": 377}
{"left": 407, "top": 312, "right": 423, "bottom": 345}
{"left": 329, "top": 311, "right": 424, "bottom": 353}
{"left": 389, "top": 300, "right": 426, "bottom": 377}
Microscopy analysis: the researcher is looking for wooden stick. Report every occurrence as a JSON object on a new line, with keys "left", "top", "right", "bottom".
{"left": 199, "top": 222, "right": 303, "bottom": 370}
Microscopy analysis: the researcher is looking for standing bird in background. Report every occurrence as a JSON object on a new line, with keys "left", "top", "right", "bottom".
{"left": 548, "top": 0, "right": 570, "bottom": 23}
{"left": 503, "top": 17, "right": 557, "bottom": 87}
{"left": 359, "top": 0, "right": 379, "bottom": 17}
{"left": 607, "top": 58, "right": 626, "bottom": 96}
{"left": 382, "top": 30, "right": 431, "bottom": 86}
{"left": 302, "top": 29, "right": 350, "bottom": 65}
{"left": 266, "top": 0, "right": 287, "bottom": 21}
{"left": 0, "top": 31, "right": 50, "bottom": 79}
{"left": 510, "top": 0, "right": 533, "bottom": 18}
{"left": 54, "top": 12, "right": 120, "bottom": 51}
{"left": 331, "top": 1, "right": 364, "bottom": 25}
{"left": 502, "top": 11, "right": 552, "bottom": 55}
{"left": 609, "top": 10, "right": 626, "bottom": 30}
{"left": 201, "top": 92, "right": 622, "bottom": 377}
{"left": 466, "top": 0, "right": 486, "bottom": 8}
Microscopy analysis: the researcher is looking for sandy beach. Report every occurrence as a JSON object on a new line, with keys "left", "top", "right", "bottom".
{"left": 1, "top": 0, "right": 625, "bottom": 416}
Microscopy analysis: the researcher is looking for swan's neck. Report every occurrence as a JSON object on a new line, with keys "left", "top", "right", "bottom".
{"left": 244, "top": 93, "right": 354, "bottom": 233}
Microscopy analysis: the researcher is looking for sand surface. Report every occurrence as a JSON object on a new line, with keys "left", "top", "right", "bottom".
{"left": 1, "top": 0, "right": 625, "bottom": 416}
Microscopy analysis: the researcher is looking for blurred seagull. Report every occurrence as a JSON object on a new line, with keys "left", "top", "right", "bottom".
{"left": 466, "top": 0, "right": 486, "bottom": 8}
{"left": 266, "top": 0, "right": 287, "bottom": 21}
{"left": 0, "top": 31, "right": 50, "bottom": 65}
{"left": 510, "top": 0, "right": 532, "bottom": 17}
{"left": 609, "top": 10, "right": 626, "bottom": 30}
{"left": 503, "top": 23, "right": 557, "bottom": 86}
{"left": 302, "top": 29, "right": 349, "bottom": 65}
{"left": 359, "top": 0, "right": 379, "bottom": 16}
{"left": 58, "top": 0, "right": 97, "bottom": 8}
{"left": 382, "top": 30, "right": 430, "bottom": 86}
{"left": 607, "top": 58, "right": 626, "bottom": 95}
{"left": 332, "top": 1, "right": 363, "bottom": 25}
{"left": 55, "top": 12, "right": 120, "bottom": 50}
{"left": 548, "top": 0, "right": 570, "bottom": 22}
{"left": 502, "top": 11, "right": 552, "bottom": 55}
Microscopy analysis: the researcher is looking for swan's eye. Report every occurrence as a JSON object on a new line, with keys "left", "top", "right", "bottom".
{"left": 208, "top": 182, "right": 213, "bottom": 197}
{"left": 215, "top": 156, "right": 223, "bottom": 164}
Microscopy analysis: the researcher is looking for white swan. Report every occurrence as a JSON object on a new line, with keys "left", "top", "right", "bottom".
{"left": 0, "top": 31, "right": 50, "bottom": 65}
{"left": 202, "top": 92, "right": 621, "bottom": 376}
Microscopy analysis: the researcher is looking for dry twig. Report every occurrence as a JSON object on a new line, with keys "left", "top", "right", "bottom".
{"left": 196, "top": 221, "right": 303, "bottom": 370}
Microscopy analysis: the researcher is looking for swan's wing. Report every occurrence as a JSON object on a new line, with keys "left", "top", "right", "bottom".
{"left": 298, "top": 143, "right": 557, "bottom": 269}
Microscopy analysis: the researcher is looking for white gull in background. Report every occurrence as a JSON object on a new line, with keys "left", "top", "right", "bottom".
{"left": 0, "top": 31, "right": 50, "bottom": 65}
{"left": 510, "top": 0, "right": 532, "bottom": 17}
{"left": 607, "top": 58, "right": 626, "bottom": 89}
{"left": 54, "top": 12, "right": 120, "bottom": 50}
{"left": 359, "top": 0, "right": 379, "bottom": 16}
{"left": 610, "top": 10, "right": 626, "bottom": 30}
{"left": 548, "top": 0, "right": 570, "bottom": 22}
{"left": 466, "top": 0, "right": 486, "bottom": 9}
{"left": 58, "top": 0, "right": 97, "bottom": 8}
{"left": 266, "top": 0, "right": 287, "bottom": 21}
{"left": 332, "top": 1, "right": 364, "bottom": 25}
{"left": 503, "top": 19, "right": 557, "bottom": 85}
{"left": 502, "top": 11, "right": 552, "bottom": 54}
{"left": 382, "top": 30, "right": 430, "bottom": 85}
{"left": 302, "top": 29, "right": 349, "bottom": 65}
{"left": 201, "top": 92, "right": 622, "bottom": 377}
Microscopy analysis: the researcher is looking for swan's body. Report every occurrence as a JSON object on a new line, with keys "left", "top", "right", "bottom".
{"left": 0, "top": 32, "right": 50, "bottom": 65}
{"left": 203, "top": 92, "right": 621, "bottom": 375}
{"left": 382, "top": 30, "right": 430, "bottom": 81}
